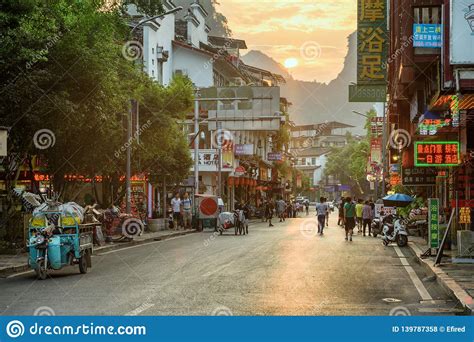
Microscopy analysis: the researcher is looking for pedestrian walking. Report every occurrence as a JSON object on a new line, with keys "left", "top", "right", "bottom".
{"left": 181, "top": 192, "right": 192, "bottom": 229}
{"left": 362, "top": 200, "right": 373, "bottom": 237}
{"left": 324, "top": 197, "right": 330, "bottom": 227}
{"left": 266, "top": 200, "right": 275, "bottom": 227}
{"left": 305, "top": 200, "right": 309, "bottom": 216}
{"left": 315, "top": 197, "right": 328, "bottom": 235}
{"left": 344, "top": 197, "right": 356, "bottom": 241}
{"left": 277, "top": 198, "right": 286, "bottom": 222}
{"left": 171, "top": 192, "right": 182, "bottom": 230}
{"left": 355, "top": 199, "right": 364, "bottom": 233}
{"left": 337, "top": 200, "right": 345, "bottom": 226}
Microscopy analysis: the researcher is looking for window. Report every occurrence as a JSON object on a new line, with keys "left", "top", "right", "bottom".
{"left": 152, "top": 48, "right": 154, "bottom": 54}
{"left": 413, "top": 7, "right": 441, "bottom": 24}
{"left": 152, "top": 59, "right": 154, "bottom": 65}
{"left": 312, "top": 157, "right": 316, "bottom": 165}
{"left": 302, "top": 158, "right": 306, "bottom": 165}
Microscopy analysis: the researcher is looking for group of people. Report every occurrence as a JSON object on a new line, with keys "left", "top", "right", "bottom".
{"left": 260, "top": 198, "right": 307, "bottom": 227}
{"left": 337, "top": 197, "right": 375, "bottom": 241}
{"left": 170, "top": 192, "right": 193, "bottom": 230}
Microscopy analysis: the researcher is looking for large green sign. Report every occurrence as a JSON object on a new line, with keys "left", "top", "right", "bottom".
{"left": 349, "top": 84, "right": 386, "bottom": 102}
{"left": 357, "top": 0, "right": 388, "bottom": 85}
{"left": 428, "top": 198, "right": 439, "bottom": 249}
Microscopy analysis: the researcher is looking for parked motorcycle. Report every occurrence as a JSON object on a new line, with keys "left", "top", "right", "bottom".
{"left": 371, "top": 215, "right": 393, "bottom": 238}
{"left": 381, "top": 214, "right": 408, "bottom": 247}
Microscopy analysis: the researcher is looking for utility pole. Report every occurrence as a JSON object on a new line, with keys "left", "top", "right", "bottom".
{"left": 194, "top": 89, "right": 200, "bottom": 196}
{"left": 126, "top": 101, "right": 133, "bottom": 214}
{"left": 217, "top": 121, "right": 222, "bottom": 198}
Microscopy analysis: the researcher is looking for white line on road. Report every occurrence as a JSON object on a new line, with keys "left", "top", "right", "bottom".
{"left": 394, "top": 246, "right": 432, "bottom": 301}
{"left": 125, "top": 303, "right": 155, "bottom": 316}
{"left": 6, "top": 270, "right": 34, "bottom": 279}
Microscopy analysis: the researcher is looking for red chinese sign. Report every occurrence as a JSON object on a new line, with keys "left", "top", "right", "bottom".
{"left": 414, "top": 142, "right": 461, "bottom": 167}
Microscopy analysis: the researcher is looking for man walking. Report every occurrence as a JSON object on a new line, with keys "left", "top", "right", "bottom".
{"left": 181, "top": 192, "right": 192, "bottom": 229}
{"left": 315, "top": 197, "right": 328, "bottom": 235}
{"left": 266, "top": 199, "right": 275, "bottom": 227}
{"left": 355, "top": 199, "right": 364, "bottom": 233}
{"left": 344, "top": 197, "right": 356, "bottom": 241}
{"left": 277, "top": 197, "right": 286, "bottom": 222}
{"left": 337, "top": 199, "right": 345, "bottom": 226}
{"left": 171, "top": 192, "right": 182, "bottom": 230}
{"left": 362, "top": 200, "right": 373, "bottom": 237}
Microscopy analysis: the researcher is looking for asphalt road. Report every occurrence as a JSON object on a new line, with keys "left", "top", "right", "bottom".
{"left": 0, "top": 210, "right": 463, "bottom": 316}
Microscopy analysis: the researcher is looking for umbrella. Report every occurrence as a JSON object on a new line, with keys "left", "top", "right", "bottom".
{"left": 382, "top": 193, "right": 414, "bottom": 207}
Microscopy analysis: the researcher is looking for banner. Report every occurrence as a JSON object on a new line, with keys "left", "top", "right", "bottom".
{"left": 413, "top": 24, "right": 442, "bottom": 48}
{"left": 429, "top": 198, "right": 440, "bottom": 249}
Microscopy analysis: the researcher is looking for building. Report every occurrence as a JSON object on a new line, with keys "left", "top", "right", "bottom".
{"left": 386, "top": 0, "right": 474, "bottom": 242}
{"left": 290, "top": 122, "right": 354, "bottom": 191}
{"left": 129, "top": 0, "right": 288, "bottom": 212}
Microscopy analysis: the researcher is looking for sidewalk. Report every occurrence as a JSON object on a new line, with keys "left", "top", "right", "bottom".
{"left": 408, "top": 236, "right": 474, "bottom": 315}
{"left": 0, "top": 228, "right": 196, "bottom": 277}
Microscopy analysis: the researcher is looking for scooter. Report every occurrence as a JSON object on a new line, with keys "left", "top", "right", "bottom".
{"left": 371, "top": 215, "right": 393, "bottom": 237}
{"left": 381, "top": 214, "right": 408, "bottom": 247}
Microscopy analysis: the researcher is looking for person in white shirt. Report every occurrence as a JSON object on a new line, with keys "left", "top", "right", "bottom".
{"left": 171, "top": 193, "right": 182, "bottom": 230}
{"left": 315, "top": 197, "right": 328, "bottom": 235}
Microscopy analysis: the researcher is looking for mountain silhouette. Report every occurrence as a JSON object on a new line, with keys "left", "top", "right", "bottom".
{"left": 242, "top": 32, "right": 375, "bottom": 134}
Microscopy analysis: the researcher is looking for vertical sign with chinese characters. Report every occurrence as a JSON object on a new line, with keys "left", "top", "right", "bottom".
{"left": 428, "top": 198, "right": 440, "bottom": 249}
{"left": 357, "top": 0, "right": 388, "bottom": 85}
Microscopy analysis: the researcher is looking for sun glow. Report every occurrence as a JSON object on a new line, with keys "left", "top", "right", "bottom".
{"left": 284, "top": 58, "right": 299, "bottom": 69}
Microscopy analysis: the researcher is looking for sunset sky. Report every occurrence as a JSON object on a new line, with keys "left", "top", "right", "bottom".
{"left": 217, "top": 0, "right": 357, "bottom": 83}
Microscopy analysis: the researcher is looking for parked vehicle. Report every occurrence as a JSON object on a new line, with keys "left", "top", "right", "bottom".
{"left": 371, "top": 215, "right": 393, "bottom": 237}
{"left": 217, "top": 210, "right": 248, "bottom": 236}
{"left": 28, "top": 210, "right": 93, "bottom": 280}
{"left": 381, "top": 214, "right": 408, "bottom": 247}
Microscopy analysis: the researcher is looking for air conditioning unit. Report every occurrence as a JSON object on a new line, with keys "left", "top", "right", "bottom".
{"left": 457, "top": 230, "right": 474, "bottom": 257}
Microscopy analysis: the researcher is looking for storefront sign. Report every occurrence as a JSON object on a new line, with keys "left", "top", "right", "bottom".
{"left": 349, "top": 84, "right": 386, "bottom": 102}
{"left": 459, "top": 207, "right": 471, "bottom": 224}
{"left": 414, "top": 141, "right": 461, "bottom": 167}
{"left": 370, "top": 117, "right": 384, "bottom": 136}
{"left": 338, "top": 185, "right": 351, "bottom": 192}
{"left": 370, "top": 138, "right": 382, "bottom": 164}
{"left": 357, "top": 0, "right": 388, "bottom": 85}
{"left": 450, "top": 1, "right": 474, "bottom": 64}
{"left": 428, "top": 198, "right": 440, "bottom": 249}
{"left": 401, "top": 167, "right": 437, "bottom": 186}
{"left": 374, "top": 204, "right": 396, "bottom": 218}
{"left": 190, "top": 149, "right": 228, "bottom": 172}
{"left": 234, "top": 144, "right": 254, "bottom": 156}
{"left": 413, "top": 24, "right": 442, "bottom": 48}
{"left": 418, "top": 118, "right": 452, "bottom": 136}
{"left": 267, "top": 152, "right": 282, "bottom": 161}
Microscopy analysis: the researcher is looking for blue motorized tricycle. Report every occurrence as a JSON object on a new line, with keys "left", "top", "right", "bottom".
{"left": 28, "top": 209, "right": 93, "bottom": 280}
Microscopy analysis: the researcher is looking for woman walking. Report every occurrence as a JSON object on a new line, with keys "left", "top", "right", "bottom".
{"left": 343, "top": 197, "right": 356, "bottom": 241}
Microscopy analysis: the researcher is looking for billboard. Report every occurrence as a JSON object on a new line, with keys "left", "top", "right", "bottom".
{"left": 413, "top": 24, "right": 442, "bottom": 48}
{"left": 450, "top": 1, "right": 474, "bottom": 64}
{"left": 414, "top": 141, "right": 461, "bottom": 167}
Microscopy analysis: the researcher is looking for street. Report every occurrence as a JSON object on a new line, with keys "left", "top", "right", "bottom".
{"left": 0, "top": 211, "right": 461, "bottom": 316}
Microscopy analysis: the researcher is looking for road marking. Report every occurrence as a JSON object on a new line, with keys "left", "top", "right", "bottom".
{"left": 125, "top": 303, "right": 155, "bottom": 316}
{"left": 97, "top": 235, "right": 191, "bottom": 255}
{"left": 394, "top": 246, "right": 432, "bottom": 301}
{"left": 6, "top": 270, "right": 34, "bottom": 279}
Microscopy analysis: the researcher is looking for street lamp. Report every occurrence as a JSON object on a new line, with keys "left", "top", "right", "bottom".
{"left": 352, "top": 110, "right": 369, "bottom": 118}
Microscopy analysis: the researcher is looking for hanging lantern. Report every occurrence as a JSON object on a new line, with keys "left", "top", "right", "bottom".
{"left": 234, "top": 177, "right": 240, "bottom": 186}
{"left": 228, "top": 177, "right": 234, "bottom": 186}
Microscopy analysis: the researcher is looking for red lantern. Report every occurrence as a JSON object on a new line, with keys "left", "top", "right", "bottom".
{"left": 228, "top": 177, "right": 234, "bottom": 186}
{"left": 234, "top": 177, "right": 240, "bottom": 186}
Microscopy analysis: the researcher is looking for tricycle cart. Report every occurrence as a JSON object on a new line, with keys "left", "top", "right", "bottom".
{"left": 28, "top": 209, "right": 93, "bottom": 280}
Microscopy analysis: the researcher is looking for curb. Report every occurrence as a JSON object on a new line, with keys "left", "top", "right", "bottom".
{"left": 0, "top": 229, "right": 197, "bottom": 277}
{"left": 408, "top": 241, "right": 473, "bottom": 315}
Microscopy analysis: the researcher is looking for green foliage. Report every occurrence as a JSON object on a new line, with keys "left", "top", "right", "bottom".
{"left": 0, "top": 0, "right": 192, "bottom": 203}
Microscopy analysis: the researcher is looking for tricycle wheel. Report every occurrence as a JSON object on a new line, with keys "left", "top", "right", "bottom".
{"left": 35, "top": 260, "right": 47, "bottom": 280}
{"left": 79, "top": 252, "right": 88, "bottom": 274}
